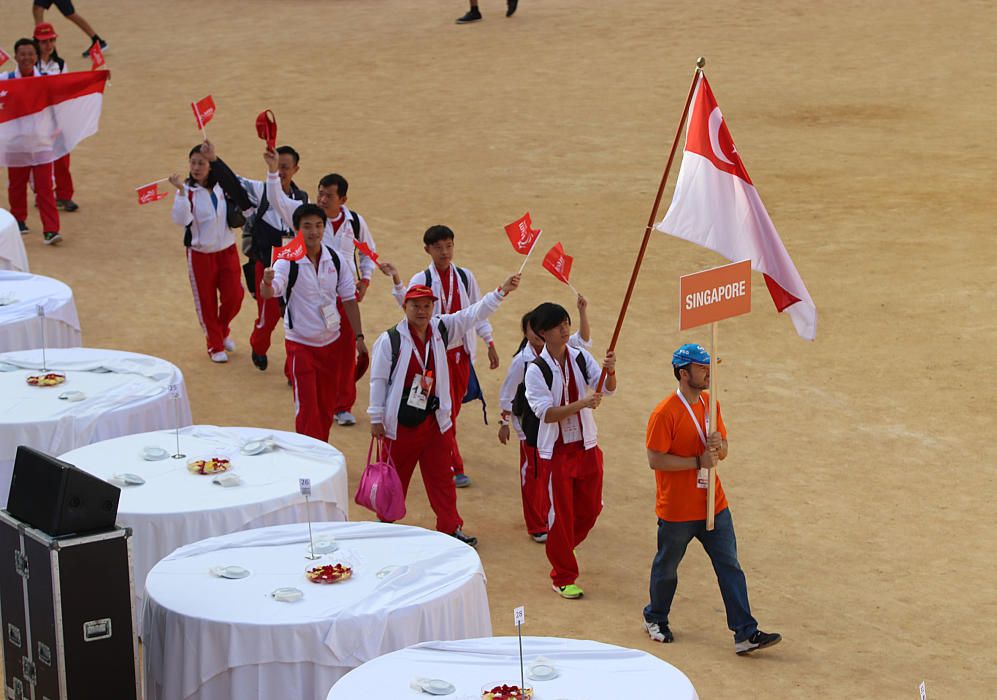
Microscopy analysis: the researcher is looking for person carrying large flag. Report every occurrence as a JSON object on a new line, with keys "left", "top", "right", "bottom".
{"left": 1, "top": 38, "right": 107, "bottom": 244}
{"left": 656, "top": 73, "right": 816, "bottom": 340}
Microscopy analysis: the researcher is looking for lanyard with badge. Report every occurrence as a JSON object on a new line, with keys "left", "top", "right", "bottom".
{"left": 407, "top": 334, "right": 435, "bottom": 410}
{"left": 440, "top": 266, "right": 457, "bottom": 314}
{"left": 556, "top": 354, "right": 583, "bottom": 443}
{"left": 676, "top": 390, "right": 711, "bottom": 489}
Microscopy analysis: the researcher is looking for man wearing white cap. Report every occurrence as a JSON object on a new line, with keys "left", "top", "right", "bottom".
{"left": 643, "top": 343, "right": 781, "bottom": 655}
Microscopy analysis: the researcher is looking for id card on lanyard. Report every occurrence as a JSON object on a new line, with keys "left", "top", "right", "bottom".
{"left": 676, "top": 390, "right": 710, "bottom": 489}
{"left": 407, "top": 335, "right": 435, "bottom": 410}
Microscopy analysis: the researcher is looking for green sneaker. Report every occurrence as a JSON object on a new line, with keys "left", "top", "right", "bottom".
{"left": 552, "top": 583, "right": 584, "bottom": 599}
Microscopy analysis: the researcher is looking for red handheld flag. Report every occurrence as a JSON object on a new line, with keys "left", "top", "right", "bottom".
{"left": 272, "top": 231, "right": 306, "bottom": 264}
{"left": 88, "top": 42, "right": 105, "bottom": 70}
{"left": 504, "top": 212, "right": 541, "bottom": 255}
{"left": 191, "top": 95, "right": 216, "bottom": 130}
{"left": 542, "top": 242, "right": 574, "bottom": 285}
{"left": 136, "top": 182, "right": 169, "bottom": 205}
{"left": 255, "top": 109, "right": 277, "bottom": 150}
{"left": 352, "top": 238, "right": 379, "bottom": 264}
{"left": 0, "top": 47, "right": 10, "bottom": 68}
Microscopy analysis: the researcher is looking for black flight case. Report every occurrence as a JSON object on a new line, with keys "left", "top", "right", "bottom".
{"left": 0, "top": 510, "right": 139, "bottom": 700}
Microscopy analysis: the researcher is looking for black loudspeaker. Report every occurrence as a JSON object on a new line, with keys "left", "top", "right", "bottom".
{"left": 7, "top": 446, "right": 120, "bottom": 537}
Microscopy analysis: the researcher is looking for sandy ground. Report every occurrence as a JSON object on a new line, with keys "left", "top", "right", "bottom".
{"left": 2, "top": 0, "right": 995, "bottom": 697}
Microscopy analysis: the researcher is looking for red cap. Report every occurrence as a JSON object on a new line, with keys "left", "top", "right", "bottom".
{"left": 33, "top": 23, "right": 58, "bottom": 40}
{"left": 403, "top": 284, "right": 438, "bottom": 302}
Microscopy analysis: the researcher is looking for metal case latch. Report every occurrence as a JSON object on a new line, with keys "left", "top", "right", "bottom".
{"left": 13, "top": 551, "right": 28, "bottom": 579}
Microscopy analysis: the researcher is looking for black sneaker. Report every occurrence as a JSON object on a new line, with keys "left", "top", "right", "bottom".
{"left": 252, "top": 352, "right": 268, "bottom": 371}
{"left": 456, "top": 8, "right": 482, "bottom": 23}
{"left": 451, "top": 528, "right": 478, "bottom": 548}
{"left": 57, "top": 199, "right": 79, "bottom": 212}
{"left": 642, "top": 619, "right": 674, "bottom": 643}
{"left": 82, "top": 37, "right": 108, "bottom": 58}
{"left": 506, "top": 0, "right": 519, "bottom": 17}
{"left": 735, "top": 630, "right": 782, "bottom": 655}
{"left": 17, "top": 220, "right": 29, "bottom": 234}
{"left": 42, "top": 232, "right": 62, "bottom": 245}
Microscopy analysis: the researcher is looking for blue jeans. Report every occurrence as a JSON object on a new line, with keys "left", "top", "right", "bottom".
{"left": 643, "top": 507, "right": 758, "bottom": 642}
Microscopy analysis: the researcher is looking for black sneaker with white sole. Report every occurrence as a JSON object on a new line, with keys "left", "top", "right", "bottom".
{"left": 17, "top": 220, "right": 29, "bottom": 234}
{"left": 735, "top": 630, "right": 782, "bottom": 655}
{"left": 252, "top": 352, "right": 268, "bottom": 371}
{"left": 43, "top": 232, "right": 63, "bottom": 245}
{"left": 82, "top": 37, "right": 108, "bottom": 58}
{"left": 451, "top": 528, "right": 478, "bottom": 548}
{"left": 642, "top": 619, "right": 674, "bottom": 643}
{"left": 456, "top": 8, "right": 482, "bottom": 23}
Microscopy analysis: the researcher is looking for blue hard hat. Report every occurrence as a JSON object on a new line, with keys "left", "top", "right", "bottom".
{"left": 672, "top": 343, "right": 710, "bottom": 367}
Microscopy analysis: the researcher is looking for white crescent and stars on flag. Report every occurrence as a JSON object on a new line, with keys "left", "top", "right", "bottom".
{"left": 686, "top": 76, "right": 753, "bottom": 185}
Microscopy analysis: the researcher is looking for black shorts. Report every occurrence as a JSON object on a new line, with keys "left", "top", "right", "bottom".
{"left": 34, "top": 0, "right": 76, "bottom": 16}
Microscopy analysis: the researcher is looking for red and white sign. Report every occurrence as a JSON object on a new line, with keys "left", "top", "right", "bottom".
{"left": 657, "top": 73, "right": 816, "bottom": 340}
{"left": 0, "top": 71, "right": 110, "bottom": 167}
{"left": 136, "top": 182, "right": 169, "bottom": 205}
{"left": 191, "top": 94, "right": 216, "bottom": 130}
{"left": 542, "top": 242, "right": 573, "bottom": 285}
{"left": 679, "top": 259, "right": 751, "bottom": 330}
{"left": 272, "top": 231, "right": 306, "bottom": 263}
{"left": 352, "top": 238, "right": 379, "bottom": 264}
{"left": 89, "top": 42, "right": 105, "bottom": 70}
{"left": 504, "top": 212, "right": 541, "bottom": 255}
{"left": 0, "top": 47, "right": 10, "bottom": 68}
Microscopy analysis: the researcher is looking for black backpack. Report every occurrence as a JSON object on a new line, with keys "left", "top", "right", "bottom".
{"left": 282, "top": 245, "right": 341, "bottom": 330}
{"left": 512, "top": 352, "right": 591, "bottom": 447}
{"left": 386, "top": 322, "right": 450, "bottom": 427}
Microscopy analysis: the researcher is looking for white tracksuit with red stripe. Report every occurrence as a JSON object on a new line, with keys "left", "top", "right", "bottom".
{"left": 171, "top": 183, "right": 244, "bottom": 356}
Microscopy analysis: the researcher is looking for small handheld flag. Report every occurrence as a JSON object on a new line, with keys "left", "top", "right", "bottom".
{"left": 542, "top": 242, "right": 575, "bottom": 291}
{"left": 89, "top": 42, "right": 105, "bottom": 70}
{"left": 272, "top": 231, "right": 306, "bottom": 264}
{"left": 352, "top": 238, "right": 379, "bottom": 264}
{"left": 504, "top": 212, "right": 542, "bottom": 256}
{"left": 136, "top": 180, "right": 169, "bottom": 205}
{"left": 0, "top": 47, "right": 11, "bottom": 68}
{"left": 191, "top": 95, "right": 216, "bottom": 135}
{"left": 256, "top": 109, "right": 277, "bottom": 150}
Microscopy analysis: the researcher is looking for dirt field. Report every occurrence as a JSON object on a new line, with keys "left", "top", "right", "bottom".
{"left": 3, "top": 0, "right": 994, "bottom": 697}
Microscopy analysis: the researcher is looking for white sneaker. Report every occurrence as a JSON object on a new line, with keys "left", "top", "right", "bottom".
{"left": 334, "top": 411, "right": 356, "bottom": 426}
{"left": 223, "top": 336, "right": 236, "bottom": 352}
{"left": 210, "top": 351, "right": 229, "bottom": 363}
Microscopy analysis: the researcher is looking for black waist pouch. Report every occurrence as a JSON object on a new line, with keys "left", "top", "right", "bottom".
{"left": 397, "top": 395, "right": 440, "bottom": 427}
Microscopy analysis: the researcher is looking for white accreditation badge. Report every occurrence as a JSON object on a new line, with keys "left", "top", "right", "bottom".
{"left": 407, "top": 339, "right": 434, "bottom": 410}
{"left": 696, "top": 468, "right": 709, "bottom": 489}
{"left": 320, "top": 301, "right": 339, "bottom": 331}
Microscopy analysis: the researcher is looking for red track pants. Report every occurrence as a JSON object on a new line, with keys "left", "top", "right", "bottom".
{"left": 287, "top": 338, "right": 341, "bottom": 442}
{"left": 185, "top": 245, "right": 244, "bottom": 355}
{"left": 332, "top": 297, "right": 357, "bottom": 414}
{"left": 249, "top": 260, "right": 283, "bottom": 356}
{"left": 53, "top": 154, "right": 73, "bottom": 200}
{"left": 543, "top": 442, "right": 604, "bottom": 586}
{"left": 447, "top": 346, "right": 471, "bottom": 475}
{"left": 385, "top": 417, "right": 462, "bottom": 534}
{"left": 519, "top": 441, "right": 551, "bottom": 536}
{"left": 7, "top": 164, "right": 59, "bottom": 232}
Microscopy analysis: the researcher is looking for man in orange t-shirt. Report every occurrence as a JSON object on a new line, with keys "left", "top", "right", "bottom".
{"left": 642, "top": 343, "right": 781, "bottom": 655}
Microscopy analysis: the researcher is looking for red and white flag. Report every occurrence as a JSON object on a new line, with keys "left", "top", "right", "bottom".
{"left": 542, "top": 242, "right": 574, "bottom": 285}
{"left": 89, "top": 42, "right": 105, "bottom": 70}
{"left": 656, "top": 74, "right": 817, "bottom": 340}
{"left": 0, "top": 47, "right": 10, "bottom": 68}
{"left": 136, "top": 182, "right": 169, "bottom": 205}
{"left": 0, "top": 71, "right": 110, "bottom": 168}
{"left": 191, "top": 94, "right": 215, "bottom": 130}
{"left": 352, "top": 238, "right": 379, "bottom": 264}
{"left": 272, "top": 231, "right": 306, "bottom": 264}
{"left": 504, "top": 212, "right": 542, "bottom": 255}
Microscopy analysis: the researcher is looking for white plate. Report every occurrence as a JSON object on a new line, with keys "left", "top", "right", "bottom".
{"left": 423, "top": 679, "right": 455, "bottom": 695}
{"left": 209, "top": 565, "right": 250, "bottom": 579}
{"left": 241, "top": 439, "right": 268, "bottom": 455}
{"left": 0, "top": 295, "right": 17, "bottom": 307}
{"left": 271, "top": 587, "right": 303, "bottom": 602}
{"left": 142, "top": 446, "right": 169, "bottom": 461}
{"left": 528, "top": 663, "right": 559, "bottom": 681}
{"left": 58, "top": 390, "right": 86, "bottom": 402}
{"left": 306, "top": 539, "right": 338, "bottom": 556}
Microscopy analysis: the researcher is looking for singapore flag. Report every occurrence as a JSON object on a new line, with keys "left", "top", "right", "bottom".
{"left": 0, "top": 71, "right": 109, "bottom": 168}
{"left": 657, "top": 74, "right": 816, "bottom": 340}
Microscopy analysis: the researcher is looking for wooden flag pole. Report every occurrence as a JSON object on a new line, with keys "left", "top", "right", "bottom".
{"left": 596, "top": 57, "right": 705, "bottom": 392}
{"left": 706, "top": 321, "right": 718, "bottom": 530}
{"left": 517, "top": 230, "right": 543, "bottom": 274}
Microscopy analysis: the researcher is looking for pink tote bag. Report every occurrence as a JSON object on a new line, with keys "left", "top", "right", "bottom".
{"left": 354, "top": 437, "right": 406, "bottom": 522}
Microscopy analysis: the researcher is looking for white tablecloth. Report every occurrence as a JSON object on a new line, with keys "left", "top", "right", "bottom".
{"left": 59, "top": 425, "right": 350, "bottom": 623}
{"left": 328, "top": 636, "right": 699, "bottom": 699}
{"left": 143, "top": 522, "right": 492, "bottom": 700}
{"left": 0, "top": 270, "right": 81, "bottom": 352}
{"left": 0, "top": 209, "right": 28, "bottom": 272}
{"left": 0, "top": 347, "right": 192, "bottom": 506}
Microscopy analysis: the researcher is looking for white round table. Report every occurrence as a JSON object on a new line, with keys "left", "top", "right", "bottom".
{"left": 59, "top": 425, "right": 350, "bottom": 624}
{"left": 0, "top": 270, "right": 81, "bottom": 352}
{"left": 143, "top": 522, "right": 492, "bottom": 700}
{"left": 327, "top": 636, "right": 699, "bottom": 699}
{"left": 0, "top": 209, "right": 28, "bottom": 272}
{"left": 0, "top": 347, "right": 192, "bottom": 506}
